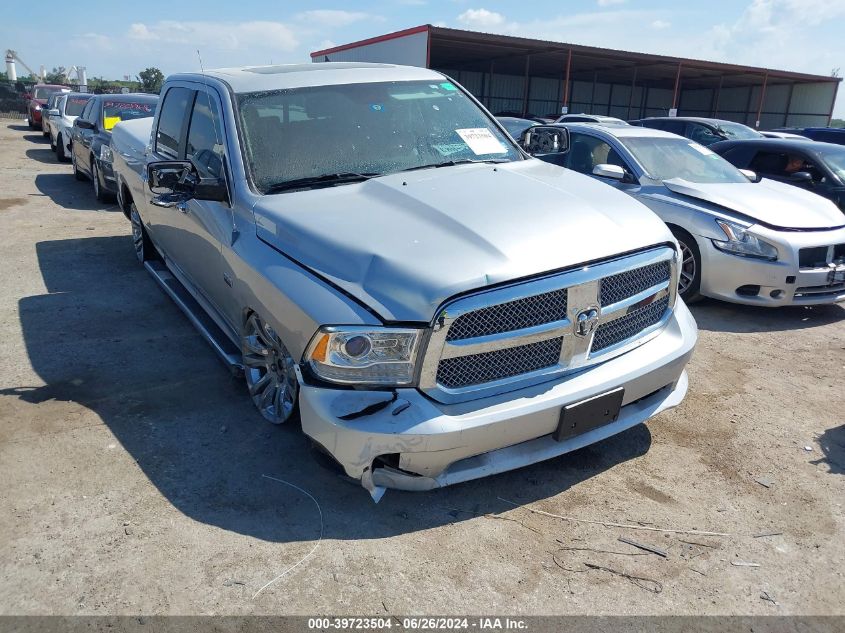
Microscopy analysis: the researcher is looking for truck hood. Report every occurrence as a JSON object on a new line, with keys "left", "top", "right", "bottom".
{"left": 253, "top": 160, "right": 673, "bottom": 322}
{"left": 662, "top": 178, "right": 845, "bottom": 230}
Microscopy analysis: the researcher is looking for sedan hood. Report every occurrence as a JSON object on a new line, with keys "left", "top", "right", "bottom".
{"left": 663, "top": 178, "right": 845, "bottom": 230}
{"left": 253, "top": 160, "right": 672, "bottom": 322}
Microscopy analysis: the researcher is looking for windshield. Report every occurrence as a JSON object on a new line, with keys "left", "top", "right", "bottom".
{"left": 818, "top": 147, "right": 845, "bottom": 182}
{"left": 64, "top": 96, "right": 91, "bottom": 117}
{"left": 102, "top": 99, "right": 156, "bottom": 130}
{"left": 716, "top": 121, "right": 764, "bottom": 140}
{"left": 623, "top": 137, "right": 749, "bottom": 183}
{"left": 237, "top": 79, "right": 521, "bottom": 192}
{"left": 33, "top": 87, "right": 63, "bottom": 100}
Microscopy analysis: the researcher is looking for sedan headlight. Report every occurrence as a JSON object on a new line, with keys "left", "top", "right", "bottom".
{"left": 304, "top": 327, "right": 423, "bottom": 385}
{"left": 100, "top": 144, "right": 113, "bottom": 163}
{"left": 712, "top": 219, "right": 778, "bottom": 261}
{"left": 34, "top": 104, "right": 42, "bottom": 111}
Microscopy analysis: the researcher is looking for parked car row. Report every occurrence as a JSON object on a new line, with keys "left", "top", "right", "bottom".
{"left": 17, "top": 66, "right": 843, "bottom": 501}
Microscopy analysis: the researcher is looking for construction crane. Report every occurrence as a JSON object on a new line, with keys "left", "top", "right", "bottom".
{"left": 62, "top": 65, "right": 88, "bottom": 89}
{"left": 4, "top": 49, "right": 45, "bottom": 82}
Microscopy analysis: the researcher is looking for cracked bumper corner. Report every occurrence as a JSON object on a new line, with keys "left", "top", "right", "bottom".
{"left": 299, "top": 301, "right": 697, "bottom": 495}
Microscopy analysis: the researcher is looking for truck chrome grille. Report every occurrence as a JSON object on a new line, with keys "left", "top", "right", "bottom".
{"left": 600, "top": 261, "right": 671, "bottom": 306}
{"left": 446, "top": 288, "right": 568, "bottom": 341}
{"left": 437, "top": 337, "right": 564, "bottom": 389}
{"left": 420, "top": 247, "right": 677, "bottom": 404}
{"left": 592, "top": 296, "right": 670, "bottom": 352}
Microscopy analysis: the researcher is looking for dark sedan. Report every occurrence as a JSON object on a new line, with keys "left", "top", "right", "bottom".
{"left": 71, "top": 93, "right": 159, "bottom": 201}
{"left": 712, "top": 138, "right": 845, "bottom": 211}
{"left": 629, "top": 116, "right": 765, "bottom": 146}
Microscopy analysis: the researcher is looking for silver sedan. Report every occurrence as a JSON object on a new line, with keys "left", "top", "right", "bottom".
{"left": 532, "top": 123, "right": 845, "bottom": 306}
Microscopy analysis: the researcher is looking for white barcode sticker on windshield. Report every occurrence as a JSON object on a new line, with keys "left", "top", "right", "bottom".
{"left": 689, "top": 143, "right": 716, "bottom": 156}
{"left": 456, "top": 128, "right": 507, "bottom": 155}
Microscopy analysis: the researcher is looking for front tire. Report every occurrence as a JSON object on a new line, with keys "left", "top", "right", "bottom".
{"left": 72, "top": 146, "right": 86, "bottom": 181}
{"left": 670, "top": 227, "right": 702, "bottom": 303}
{"left": 241, "top": 312, "right": 299, "bottom": 425}
{"left": 92, "top": 159, "right": 112, "bottom": 202}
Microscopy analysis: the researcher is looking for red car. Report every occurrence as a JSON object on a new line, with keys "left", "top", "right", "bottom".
{"left": 27, "top": 84, "right": 69, "bottom": 130}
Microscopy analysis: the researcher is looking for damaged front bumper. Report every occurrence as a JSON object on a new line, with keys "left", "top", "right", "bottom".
{"left": 299, "top": 300, "right": 697, "bottom": 500}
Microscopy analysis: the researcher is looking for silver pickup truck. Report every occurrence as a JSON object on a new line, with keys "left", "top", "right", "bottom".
{"left": 111, "top": 62, "right": 697, "bottom": 500}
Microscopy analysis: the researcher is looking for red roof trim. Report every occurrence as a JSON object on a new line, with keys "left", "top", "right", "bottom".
{"left": 310, "top": 25, "right": 430, "bottom": 58}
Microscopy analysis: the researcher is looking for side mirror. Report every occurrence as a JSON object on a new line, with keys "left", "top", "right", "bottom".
{"left": 592, "top": 164, "right": 626, "bottom": 180}
{"left": 739, "top": 169, "right": 759, "bottom": 182}
{"left": 790, "top": 171, "right": 813, "bottom": 184}
{"left": 76, "top": 119, "right": 95, "bottom": 130}
{"left": 47, "top": 108, "right": 60, "bottom": 117}
{"left": 520, "top": 126, "right": 570, "bottom": 155}
{"left": 147, "top": 160, "right": 228, "bottom": 207}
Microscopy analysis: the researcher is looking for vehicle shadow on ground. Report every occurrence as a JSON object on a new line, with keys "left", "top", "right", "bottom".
{"left": 3, "top": 235, "right": 653, "bottom": 543}
{"left": 22, "top": 132, "right": 49, "bottom": 144}
{"left": 812, "top": 424, "right": 845, "bottom": 475}
{"left": 25, "top": 147, "right": 57, "bottom": 164}
{"left": 7, "top": 123, "right": 31, "bottom": 132}
{"left": 34, "top": 173, "right": 118, "bottom": 212}
{"left": 690, "top": 298, "right": 845, "bottom": 333}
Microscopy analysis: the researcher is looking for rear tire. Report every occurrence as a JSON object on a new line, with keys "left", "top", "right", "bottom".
{"left": 670, "top": 227, "right": 702, "bottom": 303}
{"left": 49, "top": 134, "right": 56, "bottom": 152}
{"left": 130, "top": 203, "right": 157, "bottom": 263}
{"left": 72, "top": 146, "right": 86, "bottom": 181}
{"left": 56, "top": 134, "right": 67, "bottom": 162}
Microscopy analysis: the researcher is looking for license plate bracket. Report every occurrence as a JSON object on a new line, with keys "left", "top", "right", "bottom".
{"left": 554, "top": 387, "right": 625, "bottom": 442}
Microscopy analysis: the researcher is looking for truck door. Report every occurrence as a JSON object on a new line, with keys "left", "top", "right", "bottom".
{"left": 144, "top": 85, "right": 231, "bottom": 330}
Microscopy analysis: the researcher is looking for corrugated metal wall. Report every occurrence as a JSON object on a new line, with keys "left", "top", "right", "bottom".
{"left": 439, "top": 67, "right": 835, "bottom": 127}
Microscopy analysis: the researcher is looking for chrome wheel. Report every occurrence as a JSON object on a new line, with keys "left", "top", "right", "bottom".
{"left": 130, "top": 205, "right": 144, "bottom": 262}
{"left": 678, "top": 240, "right": 697, "bottom": 294}
{"left": 242, "top": 313, "right": 298, "bottom": 424}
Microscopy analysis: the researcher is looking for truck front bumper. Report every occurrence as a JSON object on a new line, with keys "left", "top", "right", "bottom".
{"left": 299, "top": 300, "right": 697, "bottom": 498}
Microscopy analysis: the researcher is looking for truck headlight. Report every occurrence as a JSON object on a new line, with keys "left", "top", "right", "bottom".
{"left": 712, "top": 219, "right": 778, "bottom": 261}
{"left": 304, "top": 327, "right": 422, "bottom": 385}
{"left": 100, "top": 144, "right": 113, "bottom": 163}
{"left": 34, "top": 104, "right": 42, "bottom": 111}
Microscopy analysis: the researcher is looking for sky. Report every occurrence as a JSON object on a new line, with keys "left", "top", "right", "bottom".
{"left": 3, "top": 0, "right": 844, "bottom": 116}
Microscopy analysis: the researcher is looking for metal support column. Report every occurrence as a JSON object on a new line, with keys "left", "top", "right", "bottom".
{"left": 671, "top": 62, "right": 683, "bottom": 113}
{"left": 522, "top": 54, "right": 531, "bottom": 117}
{"left": 561, "top": 48, "right": 572, "bottom": 114}
{"left": 711, "top": 75, "right": 723, "bottom": 117}
{"left": 627, "top": 67, "right": 638, "bottom": 120}
{"left": 755, "top": 71, "right": 769, "bottom": 129}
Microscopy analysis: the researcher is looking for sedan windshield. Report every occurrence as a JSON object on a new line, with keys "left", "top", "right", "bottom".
{"left": 623, "top": 137, "right": 749, "bottom": 183}
{"left": 102, "top": 99, "right": 156, "bottom": 130}
{"left": 33, "top": 87, "right": 63, "bottom": 100}
{"left": 817, "top": 147, "right": 845, "bottom": 182}
{"left": 716, "top": 121, "right": 764, "bottom": 140}
{"left": 64, "top": 96, "right": 91, "bottom": 117}
{"left": 237, "top": 80, "right": 521, "bottom": 193}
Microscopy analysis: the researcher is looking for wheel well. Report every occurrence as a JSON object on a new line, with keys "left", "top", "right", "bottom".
{"left": 120, "top": 182, "right": 133, "bottom": 218}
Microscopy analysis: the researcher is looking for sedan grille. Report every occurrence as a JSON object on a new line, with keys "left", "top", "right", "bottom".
{"left": 600, "top": 260, "right": 671, "bottom": 306}
{"left": 592, "top": 297, "right": 670, "bottom": 352}
{"left": 446, "top": 288, "right": 568, "bottom": 341}
{"left": 799, "top": 244, "right": 845, "bottom": 268}
{"left": 436, "top": 337, "right": 564, "bottom": 389}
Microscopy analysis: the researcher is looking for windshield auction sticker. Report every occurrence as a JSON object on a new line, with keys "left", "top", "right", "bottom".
{"left": 455, "top": 128, "right": 507, "bottom": 155}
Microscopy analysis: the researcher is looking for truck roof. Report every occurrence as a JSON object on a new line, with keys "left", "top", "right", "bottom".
{"left": 171, "top": 62, "right": 446, "bottom": 93}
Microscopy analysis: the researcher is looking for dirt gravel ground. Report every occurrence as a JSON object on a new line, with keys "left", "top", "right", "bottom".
{"left": 0, "top": 120, "right": 843, "bottom": 616}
